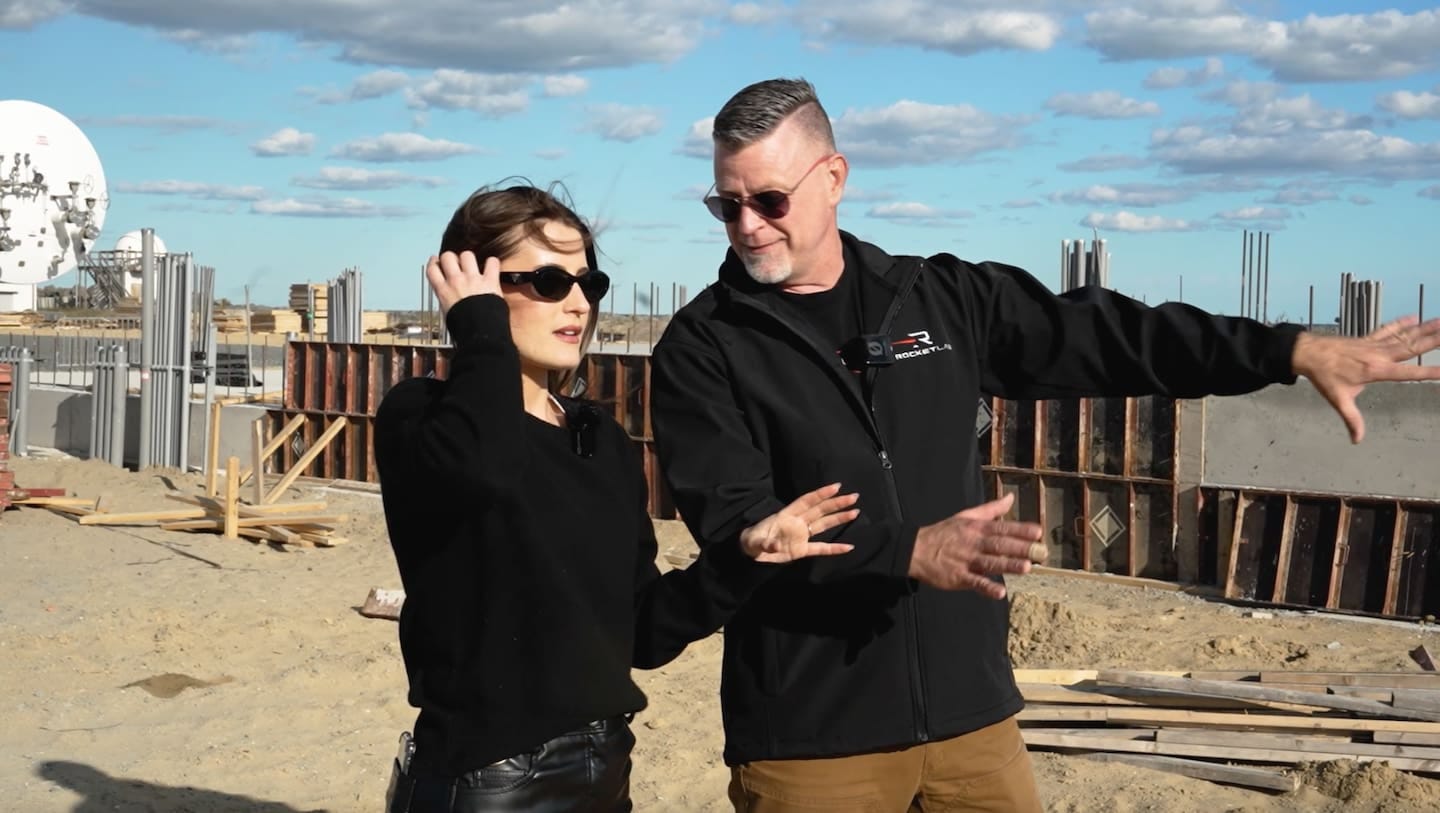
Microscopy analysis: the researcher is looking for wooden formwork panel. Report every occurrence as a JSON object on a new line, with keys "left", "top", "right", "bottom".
{"left": 1212, "top": 486, "right": 1440, "bottom": 619}
{"left": 0, "top": 362, "right": 11, "bottom": 513}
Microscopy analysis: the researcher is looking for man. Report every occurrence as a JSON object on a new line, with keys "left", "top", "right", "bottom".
{"left": 650, "top": 77, "right": 1440, "bottom": 812}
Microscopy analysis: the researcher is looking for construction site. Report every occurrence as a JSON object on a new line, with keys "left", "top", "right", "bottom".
{"left": 3, "top": 103, "right": 1440, "bottom": 811}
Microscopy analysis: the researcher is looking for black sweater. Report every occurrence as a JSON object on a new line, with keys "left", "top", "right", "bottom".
{"left": 374, "top": 293, "right": 766, "bottom": 778}
{"left": 651, "top": 232, "right": 1304, "bottom": 764}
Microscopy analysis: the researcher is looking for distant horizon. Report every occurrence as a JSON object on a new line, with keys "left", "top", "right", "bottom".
{"left": 4, "top": 1, "right": 1438, "bottom": 325}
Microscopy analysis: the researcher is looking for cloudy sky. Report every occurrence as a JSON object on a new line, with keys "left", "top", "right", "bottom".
{"left": 3, "top": 0, "right": 1438, "bottom": 322}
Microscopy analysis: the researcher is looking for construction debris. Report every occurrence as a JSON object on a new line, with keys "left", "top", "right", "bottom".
{"left": 359, "top": 587, "right": 405, "bottom": 620}
{"left": 1018, "top": 668, "right": 1440, "bottom": 792}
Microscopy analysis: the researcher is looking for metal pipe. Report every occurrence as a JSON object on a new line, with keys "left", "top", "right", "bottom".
{"left": 178, "top": 255, "right": 195, "bottom": 471}
{"left": 139, "top": 229, "right": 155, "bottom": 469}
{"left": 1240, "top": 230, "right": 1249, "bottom": 317}
{"left": 111, "top": 344, "right": 126, "bottom": 466}
{"left": 1262, "top": 232, "right": 1270, "bottom": 323}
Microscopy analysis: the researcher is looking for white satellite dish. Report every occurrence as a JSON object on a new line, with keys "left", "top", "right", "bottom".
{"left": 115, "top": 229, "right": 166, "bottom": 255}
{"left": 0, "top": 99, "right": 109, "bottom": 303}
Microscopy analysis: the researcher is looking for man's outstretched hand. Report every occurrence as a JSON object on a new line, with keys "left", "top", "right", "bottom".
{"left": 1292, "top": 316, "right": 1440, "bottom": 444}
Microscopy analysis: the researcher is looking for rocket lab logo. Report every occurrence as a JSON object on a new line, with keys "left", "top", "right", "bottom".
{"left": 891, "top": 329, "right": 951, "bottom": 361}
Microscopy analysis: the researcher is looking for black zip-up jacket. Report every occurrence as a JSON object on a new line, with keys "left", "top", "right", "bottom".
{"left": 650, "top": 232, "right": 1304, "bottom": 765}
{"left": 374, "top": 293, "right": 769, "bottom": 778}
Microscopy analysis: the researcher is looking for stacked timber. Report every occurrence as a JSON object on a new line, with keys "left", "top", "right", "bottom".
{"left": 249, "top": 310, "right": 304, "bottom": 334}
{"left": 0, "top": 311, "right": 43, "bottom": 328}
{"left": 361, "top": 311, "right": 389, "bottom": 333}
{"left": 212, "top": 309, "right": 249, "bottom": 333}
{"left": 289, "top": 283, "right": 327, "bottom": 334}
{"left": 1018, "top": 668, "right": 1440, "bottom": 792}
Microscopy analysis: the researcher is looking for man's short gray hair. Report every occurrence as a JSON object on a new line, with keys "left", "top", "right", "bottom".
{"left": 712, "top": 77, "right": 835, "bottom": 152}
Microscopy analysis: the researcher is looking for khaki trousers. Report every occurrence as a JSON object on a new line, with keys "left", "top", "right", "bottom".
{"left": 727, "top": 717, "right": 1042, "bottom": 813}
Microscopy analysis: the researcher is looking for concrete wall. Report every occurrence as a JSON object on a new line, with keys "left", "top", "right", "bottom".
{"left": 21, "top": 385, "right": 266, "bottom": 471}
{"left": 1201, "top": 381, "right": 1440, "bottom": 500}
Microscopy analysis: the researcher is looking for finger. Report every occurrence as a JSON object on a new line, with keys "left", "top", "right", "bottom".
{"left": 1368, "top": 315, "right": 1418, "bottom": 342}
{"left": 1334, "top": 395, "right": 1364, "bottom": 445}
{"left": 980, "top": 534, "right": 1046, "bottom": 561}
{"left": 437, "top": 250, "right": 466, "bottom": 282}
{"left": 954, "top": 572, "right": 1008, "bottom": 600}
{"left": 803, "top": 493, "right": 859, "bottom": 524}
{"left": 956, "top": 492, "right": 1014, "bottom": 521}
{"left": 798, "top": 542, "right": 855, "bottom": 558}
{"left": 806, "top": 508, "right": 860, "bottom": 536}
{"left": 1388, "top": 364, "right": 1440, "bottom": 382}
{"left": 786, "top": 483, "right": 844, "bottom": 515}
{"left": 987, "top": 519, "right": 1043, "bottom": 542}
{"left": 970, "top": 552, "right": 1033, "bottom": 577}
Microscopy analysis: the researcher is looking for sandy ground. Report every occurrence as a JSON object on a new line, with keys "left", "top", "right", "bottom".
{"left": 5, "top": 455, "right": 1440, "bottom": 812}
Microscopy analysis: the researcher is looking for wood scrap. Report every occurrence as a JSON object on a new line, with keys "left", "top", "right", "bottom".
{"left": 1021, "top": 668, "right": 1440, "bottom": 793}
{"left": 360, "top": 587, "right": 405, "bottom": 620}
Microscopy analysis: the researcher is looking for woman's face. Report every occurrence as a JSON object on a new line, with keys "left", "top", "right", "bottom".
{"left": 500, "top": 220, "right": 593, "bottom": 377}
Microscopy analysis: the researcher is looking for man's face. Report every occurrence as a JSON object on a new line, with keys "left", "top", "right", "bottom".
{"left": 711, "top": 117, "right": 840, "bottom": 287}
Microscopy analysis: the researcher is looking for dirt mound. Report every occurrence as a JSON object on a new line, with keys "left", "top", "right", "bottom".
{"left": 1008, "top": 592, "right": 1110, "bottom": 666}
{"left": 1299, "top": 759, "right": 1440, "bottom": 812}
{"left": 1202, "top": 634, "right": 1311, "bottom": 665}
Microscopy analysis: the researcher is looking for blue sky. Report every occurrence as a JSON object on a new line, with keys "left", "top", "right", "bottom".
{"left": 3, "top": 0, "right": 1439, "bottom": 323}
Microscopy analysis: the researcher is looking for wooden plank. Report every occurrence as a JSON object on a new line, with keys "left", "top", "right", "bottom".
{"left": 1328, "top": 500, "right": 1353, "bottom": 609}
{"left": 1225, "top": 493, "right": 1248, "bottom": 599}
{"left": 1392, "top": 690, "right": 1440, "bottom": 714}
{"left": 1385, "top": 508, "right": 1408, "bottom": 616}
{"left": 1076, "top": 752, "right": 1298, "bottom": 793}
{"left": 224, "top": 455, "right": 240, "bottom": 539}
{"left": 1095, "top": 670, "right": 1440, "bottom": 722}
{"left": 78, "top": 507, "right": 210, "bottom": 525}
{"left": 205, "top": 400, "right": 222, "bottom": 497}
{"left": 1018, "top": 684, "right": 1314, "bottom": 713}
{"left": 251, "top": 417, "right": 266, "bottom": 505}
{"left": 263, "top": 417, "right": 348, "bottom": 504}
{"left": 1274, "top": 495, "right": 1296, "bottom": 603}
{"left": 1257, "top": 671, "right": 1440, "bottom": 689}
{"left": 1374, "top": 731, "right": 1440, "bottom": 746}
{"left": 1157, "top": 727, "right": 1440, "bottom": 761}
{"left": 1057, "top": 706, "right": 1440, "bottom": 734}
{"left": 1016, "top": 669, "right": 1197, "bottom": 685}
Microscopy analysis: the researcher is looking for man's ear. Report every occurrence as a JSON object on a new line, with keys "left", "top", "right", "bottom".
{"left": 827, "top": 154, "right": 849, "bottom": 205}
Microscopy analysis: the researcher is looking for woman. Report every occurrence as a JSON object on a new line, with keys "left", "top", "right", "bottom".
{"left": 374, "top": 181, "right": 859, "bottom": 812}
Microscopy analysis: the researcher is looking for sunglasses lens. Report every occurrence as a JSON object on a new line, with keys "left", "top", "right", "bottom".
{"left": 579, "top": 270, "right": 610, "bottom": 303}
{"left": 530, "top": 266, "right": 573, "bottom": 301}
{"left": 752, "top": 192, "right": 789, "bottom": 219}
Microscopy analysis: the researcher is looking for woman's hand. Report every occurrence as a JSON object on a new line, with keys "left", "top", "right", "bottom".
{"left": 739, "top": 483, "right": 859, "bottom": 563}
{"left": 426, "top": 250, "right": 502, "bottom": 317}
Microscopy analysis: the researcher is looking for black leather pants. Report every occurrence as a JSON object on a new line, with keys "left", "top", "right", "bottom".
{"left": 386, "top": 717, "right": 635, "bottom": 812}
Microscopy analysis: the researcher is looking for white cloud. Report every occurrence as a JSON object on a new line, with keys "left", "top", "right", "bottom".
{"left": 1046, "top": 91, "right": 1161, "bottom": 119}
{"left": 1085, "top": 5, "right": 1440, "bottom": 82}
{"left": 1421, "top": 185, "right": 1440, "bottom": 200}
{"left": 1, "top": 0, "right": 67, "bottom": 28}
{"left": 1058, "top": 154, "right": 1152, "bottom": 172}
{"left": 116, "top": 180, "right": 266, "bottom": 201}
{"left": 832, "top": 100, "right": 1036, "bottom": 167}
{"left": 252, "top": 197, "right": 416, "bottom": 218}
{"left": 251, "top": 127, "right": 316, "bottom": 157}
{"left": 1213, "top": 206, "right": 1291, "bottom": 222}
{"left": 1002, "top": 198, "right": 1041, "bottom": 208}
{"left": 328, "top": 132, "right": 479, "bottom": 162}
{"left": 21, "top": 1, "right": 718, "bottom": 72}
{"left": 1081, "top": 211, "right": 1196, "bottom": 232}
{"left": 794, "top": 1, "right": 1061, "bottom": 55}
{"left": 162, "top": 28, "right": 255, "bottom": 54}
{"left": 1377, "top": 88, "right": 1440, "bottom": 120}
{"left": 1144, "top": 57, "right": 1225, "bottom": 89}
{"left": 1050, "top": 183, "right": 1191, "bottom": 207}
{"left": 676, "top": 117, "right": 714, "bottom": 158}
{"left": 404, "top": 70, "right": 531, "bottom": 117}
{"left": 866, "top": 202, "right": 973, "bottom": 223}
{"left": 583, "top": 103, "right": 664, "bottom": 142}
{"left": 533, "top": 148, "right": 569, "bottom": 160}
{"left": 729, "top": 2, "right": 784, "bottom": 25}
{"left": 1259, "top": 181, "right": 1338, "bottom": 205}
{"left": 291, "top": 167, "right": 446, "bottom": 190}
{"left": 306, "top": 69, "right": 411, "bottom": 104}
{"left": 543, "top": 75, "right": 589, "bottom": 97}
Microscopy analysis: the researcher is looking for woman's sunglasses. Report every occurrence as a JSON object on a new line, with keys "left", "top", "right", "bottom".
{"left": 702, "top": 153, "right": 835, "bottom": 224}
{"left": 499, "top": 265, "right": 611, "bottom": 304}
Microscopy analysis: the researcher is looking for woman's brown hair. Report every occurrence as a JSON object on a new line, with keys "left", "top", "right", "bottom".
{"left": 440, "top": 179, "right": 601, "bottom": 397}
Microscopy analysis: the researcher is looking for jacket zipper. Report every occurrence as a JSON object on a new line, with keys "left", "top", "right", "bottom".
{"left": 728, "top": 259, "right": 932, "bottom": 744}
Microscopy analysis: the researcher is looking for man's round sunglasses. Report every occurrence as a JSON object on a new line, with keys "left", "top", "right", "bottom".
{"left": 702, "top": 154, "right": 835, "bottom": 224}
{"left": 499, "top": 265, "right": 610, "bottom": 303}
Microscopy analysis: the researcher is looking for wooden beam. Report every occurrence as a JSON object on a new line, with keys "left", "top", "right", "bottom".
{"left": 262, "top": 417, "right": 348, "bottom": 504}
{"left": 78, "top": 507, "right": 210, "bottom": 525}
{"left": 251, "top": 416, "right": 266, "bottom": 504}
{"left": 1076, "top": 752, "right": 1298, "bottom": 793}
{"left": 1096, "top": 670, "right": 1440, "bottom": 722}
{"left": 224, "top": 455, "right": 240, "bottom": 539}
{"left": 205, "top": 400, "right": 222, "bottom": 497}
{"left": 1021, "top": 705, "right": 1440, "bottom": 734}
{"left": 1021, "top": 728, "right": 1440, "bottom": 773}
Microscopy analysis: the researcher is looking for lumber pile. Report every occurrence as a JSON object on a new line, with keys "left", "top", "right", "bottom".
{"left": 0, "top": 311, "right": 44, "bottom": 328}
{"left": 289, "top": 283, "right": 327, "bottom": 334}
{"left": 1018, "top": 668, "right": 1440, "bottom": 792}
{"left": 212, "top": 308, "right": 249, "bottom": 333}
{"left": 248, "top": 310, "right": 303, "bottom": 334}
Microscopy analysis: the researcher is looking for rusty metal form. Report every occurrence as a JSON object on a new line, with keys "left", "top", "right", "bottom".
{"left": 1205, "top": 486, "right": 1440, "bottom": 619}
{"left": 0, "top": 362, "right": 12, "bottom": 512}
{"left": 978, "top": 395, "right": 1181, "bottom": 581}
{"left": 271, "top": 342, "right": 676, "bottom": 517}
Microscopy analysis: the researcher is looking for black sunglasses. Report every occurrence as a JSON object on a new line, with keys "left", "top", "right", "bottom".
{"left": 703, "top": 153, "right": 835, "bottom": 224}
{"left": 499, "top": 265, "right": 610, "bottom": 303}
